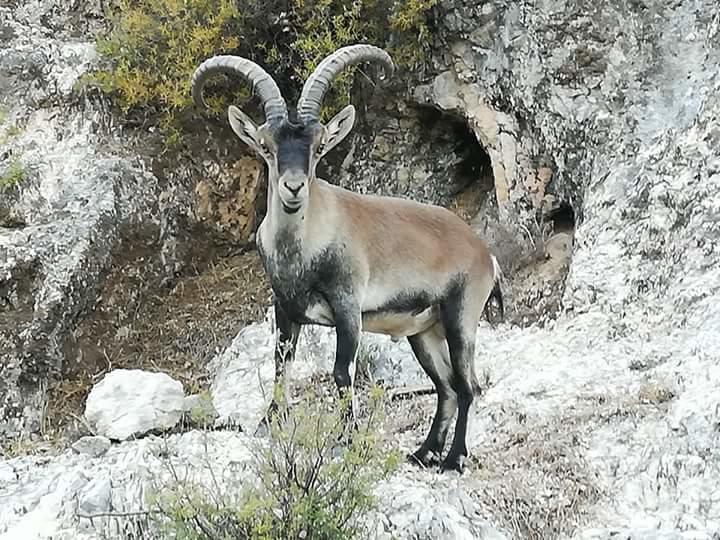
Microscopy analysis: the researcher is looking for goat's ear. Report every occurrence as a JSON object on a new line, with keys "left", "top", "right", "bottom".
{"left": 318, "top": 104, "right": 356, "bottom": 159}
{"left": 228, "top": 105, "right": 271, "bottom": 159}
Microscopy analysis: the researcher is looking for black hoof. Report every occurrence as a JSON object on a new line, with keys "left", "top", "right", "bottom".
{"left": 254, "top": 417, "right": 270, "bottom": 437}
{"left": 440, "top": 453, "right": 466, "bottom": 474}
{"left": 255, "top": 400, "right": 284, "bottom": 437}
{"left": 407, "top": 448, "right": 442, "bottom": 469}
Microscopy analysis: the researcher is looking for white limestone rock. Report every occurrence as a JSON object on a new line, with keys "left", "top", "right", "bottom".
{"left": 71, "top": 436, "right": 111, "bottom": 458}
{"left": 208, "top": 307, "right": 426, "bottom": 432}
{"left": 84, "top": 369, "right": 185, "bottom": 441}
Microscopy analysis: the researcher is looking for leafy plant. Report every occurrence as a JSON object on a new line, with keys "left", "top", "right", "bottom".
{"left": 150, "top": 386, "right": 401, "bottom": 539}
{"left": 84, "top": 0, "right": 246, "bottom": 146}
{"left": 387, "top": 0, "right": 438, "bottom": 68}
{"left": 0, "top": 159, "right": 24, "bottom": 190}
{"left": 85, "top": 0, "right": 438, "bottom": 144}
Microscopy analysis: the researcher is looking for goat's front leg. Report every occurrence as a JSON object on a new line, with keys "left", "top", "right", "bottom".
{"left": 330, "top": 299, "right": 362, "bottom": 433}
{"left": 256, "top": 301, "right": 300, "bottom": 435}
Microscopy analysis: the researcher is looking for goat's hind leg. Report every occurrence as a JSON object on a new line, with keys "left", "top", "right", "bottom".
{"left": 407, "top": 323, "right": 458, "bottom": 468}
{"left": 439, "top": 279, "right": 485, "bottom": 474}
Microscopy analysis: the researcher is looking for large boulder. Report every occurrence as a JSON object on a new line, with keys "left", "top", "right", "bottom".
{"left": 84, "top": 369, "right": 186, "bottom": 441}
{"left": 208, "top": 307, "right": 429, "bottom": 432}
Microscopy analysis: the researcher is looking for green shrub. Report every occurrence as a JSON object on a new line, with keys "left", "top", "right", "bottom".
{"left": 387, "top": 0, "right": 438, "bottom": 68}
{"left": 86, "top": 0, "right": 247, "bottom": 146}
{"left": 85, "top": 0, "right": 438, "bottom": 144}
{"left": 0, "top": 109, "right": 23, "bottom": 145}
{"left": 0, "top": 159, "right": 24, "bottom": 190}
{"left": 150, "top": 386, "right": 401, "bottom": 539}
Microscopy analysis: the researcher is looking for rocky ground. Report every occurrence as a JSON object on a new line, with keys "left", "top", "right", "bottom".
{"left": 2, "top": 0, "right": 720, "bottom": 539}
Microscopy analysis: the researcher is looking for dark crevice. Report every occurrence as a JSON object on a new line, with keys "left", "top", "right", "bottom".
{"left": 458, "top": 154, "right": 492, "bottom": 194}
{"left": 546, "top": 202, "right": 576, "bottom": 235}
{"left": 503, "top": 198, "right": 576, "bottom": 327}
{"left": 452, "top": 122, "right": 493, "bottom": 194}
{"left": 414, "top": 104, "right": 494, "bottom": 205}
{"left": 0, "top": 259, "right": 41, "bottom": 327}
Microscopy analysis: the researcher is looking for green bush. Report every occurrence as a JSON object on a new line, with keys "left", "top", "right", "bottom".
{"left": 86, "top": 0, "right": 246, "bottom": 146}
{"left": 0, "top": 108, "right": 23, "bottom": 145}
{"left": 150, "top": 386, "right": 401, "bottom": 539}
{"left": 0, "top": 159, "right": 24, "bottom": 190}
{"left": 85, "top": 0, "right": 438, "bottom": 145}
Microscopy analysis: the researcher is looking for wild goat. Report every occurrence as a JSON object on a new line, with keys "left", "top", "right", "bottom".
{"left": 190, "top": 44, "right": 504, "bottom": 473}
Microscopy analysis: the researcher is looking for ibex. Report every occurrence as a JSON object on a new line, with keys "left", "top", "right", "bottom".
{"left": 190, "top": 44, "right": 504, "bottom": 473}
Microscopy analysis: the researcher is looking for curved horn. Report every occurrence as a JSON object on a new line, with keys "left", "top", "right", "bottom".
{"left": 190, "top": 55, "right": 288, "bottom": 124}
{"left": 296, "top": 44, "right": 394, "bottom": 124}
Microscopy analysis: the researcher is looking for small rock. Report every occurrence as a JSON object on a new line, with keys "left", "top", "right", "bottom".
{"left": 71, "top": 435, "right": 111, "bottom": 457}
{"left": 77, "top": 475, "right": 112, "bottom": 516}
{"left": 84, "top": 369, "right": 185, "bottom": 441}
{"left": 0, "top": 462, "right": 18, "bottom": 485}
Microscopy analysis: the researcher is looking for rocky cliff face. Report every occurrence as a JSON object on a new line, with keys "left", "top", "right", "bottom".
{"left": 2, "top": 0, "right": 719, "bottom": 538}
{"left": 0, "top": 0, "right": 269, "bottom": 443}
{"left": 0, "top": 0, "right": 159, "bottom": 439}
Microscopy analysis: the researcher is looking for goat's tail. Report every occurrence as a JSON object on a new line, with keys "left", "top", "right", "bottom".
{"left": 483, "top": 254, "right": 505, "bottom": 324}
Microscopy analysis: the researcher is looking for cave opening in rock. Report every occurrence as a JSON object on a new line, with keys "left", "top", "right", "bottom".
{"left": 414, "top": 105, "right": 494, "bottom": 220}
{"left": 503, "top": 196, "right": 577, "bottom": 326}
{"left": 450, "top": 120, "right": 492, "bottom": 194}
{"left": 546, "top": 201, "right": 576, "bottom": 235}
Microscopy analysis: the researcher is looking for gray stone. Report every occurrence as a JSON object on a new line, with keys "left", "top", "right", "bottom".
{"left": 0, "top": 430, "right": 510, "bottom": 539}
{"left": 182, "top": 393, "right": 219, "bottom": 427}
{"left": 360, "top": 334, "right": 426, "bottom": 388}
{"left": 208, "top": 307, "right": 427, "bottom": 432}
{"left": 71, "top": 436, "right": 111, "bottom": 458}
{"left": 207, "top": 308, "right": 337, "bottom": 431}
{"left": 0, "top": 432, "right": 258, "bottom": 539}
{"left": 84, "top": 369, "right": 186, "bottom": 441}
{"left": 208, "top": 311, "right": 280, "bottom": 431}
{"left": 77, "top": 475, "right": 112, "bottom": 516}
{"left": 373, "top": 475, "right": 509, "bottom": 539}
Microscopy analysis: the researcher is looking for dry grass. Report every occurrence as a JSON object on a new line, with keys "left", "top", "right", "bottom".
{"left": 637, "top": 381, "right": 675, "bottom": 405}
{"left": 447, "top": 172, "right": 491, "bottom": 222}
{"left": 469, "top": 416, "right": 602, "bottom": 540}
{"left": 43, "top": 242, "right": 271, "bottom": 439}
{"left": 464, "top": 391, "right": 672, "bottom": 540}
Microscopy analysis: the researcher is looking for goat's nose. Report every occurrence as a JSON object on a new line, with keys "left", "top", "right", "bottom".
{"left": 284, "top": 182, "right": 302, "bottom": 196}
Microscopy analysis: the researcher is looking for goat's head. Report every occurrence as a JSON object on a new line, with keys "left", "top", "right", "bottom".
{"left": 190, "top": 45, "right": 394, "bottom": 214}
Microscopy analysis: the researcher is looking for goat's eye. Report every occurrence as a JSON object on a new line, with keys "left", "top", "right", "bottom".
{"left": 260, "top": 142, "right": 269, "bottom": 153}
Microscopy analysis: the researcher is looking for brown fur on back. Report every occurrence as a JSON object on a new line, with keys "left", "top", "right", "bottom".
{"left": 313, "top": 179, "right": 493, "bottom": 283}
